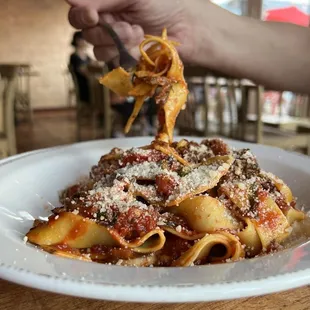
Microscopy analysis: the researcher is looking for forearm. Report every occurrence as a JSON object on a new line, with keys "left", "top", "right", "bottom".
{"left": 191, "top": 2, "right": 310, "bottom": 94}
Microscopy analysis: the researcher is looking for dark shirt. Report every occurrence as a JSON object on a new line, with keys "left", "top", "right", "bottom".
{"left": 69, "top": 53, "right": 91, "bottom": 103}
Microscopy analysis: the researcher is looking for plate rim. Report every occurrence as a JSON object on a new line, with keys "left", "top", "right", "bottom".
{"left": 1, "top": 260, "right": 310, "bottom": 302}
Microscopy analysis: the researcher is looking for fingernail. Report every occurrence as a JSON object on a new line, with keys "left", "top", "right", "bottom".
{"left": 99, "top": 13, "right": 115, "bottom": 24}
{"left": 132, "top": 25, "right": 144, "bottom": 40}
{"left": 82, "top": 8, "right": 99, "bottom": 27}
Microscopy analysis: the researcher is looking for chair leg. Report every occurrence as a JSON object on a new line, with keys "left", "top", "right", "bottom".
{"left": 227, "top": 80, "right": 235, "bottom": 138}
{"left": 203, "top": 79, "right": 210, "bottom": 137}
{"left": 255, "top": 86, "right": 264, "bottom": 144}
{"left": 0, "top": 140, "right": 9, "bottom": 159}
{"left": 76, "top": 109, "right": 82, "bottom": 141}
{"left": 278, "top": 92, "right": 283, "bottom": 117}
{"left": 8, "top": 136, "right": 17, "bottom": 156}
{"left": 26, "top": 75, "right": 33, "bottom": 124}
{"left": 103, "top": 98, "right": 111, "bottom": 139}
{"left": 28, "top": 104, "right": 33, "bottom": 124}
{"left": 215, "top": 80, "right": 224, "bottom": 137}
{"left": 91, "top": 111, "right": 97, "bottom": 140}
{"left": 239, "top": 86, "right": 249, "bottom": 141}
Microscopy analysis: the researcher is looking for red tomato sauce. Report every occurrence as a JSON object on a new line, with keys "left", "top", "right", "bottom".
{"left": 155, "top": 174, "right": 177, "bottom": 197}
{"left": 113, "top": 207, "right": 158, "bottom": 240}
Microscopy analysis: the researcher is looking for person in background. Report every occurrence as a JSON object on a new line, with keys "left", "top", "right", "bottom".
{"left": 66, "top": 0, "right": 310, "bottom": 95}
{"left": 69, "top": 31, "right": 93, "bottom": 104}
{"left": 69, "top": 31, "right": 150, "bottom": 135}
{"left": 111, "top": 95, "right": 157, "bottom": 137}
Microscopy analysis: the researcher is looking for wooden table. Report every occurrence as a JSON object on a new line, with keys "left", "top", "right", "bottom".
{"left": 0, "top": 279, "right": 309, "bottom": 310}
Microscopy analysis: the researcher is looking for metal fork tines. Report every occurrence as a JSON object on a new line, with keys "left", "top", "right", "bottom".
{"left": 102, "top": 23, "right": 138, "bottom": 71}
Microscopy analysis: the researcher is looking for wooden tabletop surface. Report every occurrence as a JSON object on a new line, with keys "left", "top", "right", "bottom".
{"left": 0, "top": 279, "right": 309, "bottom": 310}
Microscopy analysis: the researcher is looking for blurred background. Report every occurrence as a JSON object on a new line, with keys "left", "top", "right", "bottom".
{"left": 0, "top": 0, "right": 309, "bottom": 158}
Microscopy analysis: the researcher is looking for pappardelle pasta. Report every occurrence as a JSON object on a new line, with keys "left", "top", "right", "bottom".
{"left": 26, "top": 29, "right": 305, "bottom": 267}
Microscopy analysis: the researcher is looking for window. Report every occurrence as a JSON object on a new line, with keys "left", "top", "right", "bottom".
{"left": 211, "top": 0, "right": 248, "bottom": 16}
{"left": 262, "top": 0, "right": 309, "bottom": 26}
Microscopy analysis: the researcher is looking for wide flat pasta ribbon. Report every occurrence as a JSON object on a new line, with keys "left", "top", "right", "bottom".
{"left": 172, "top": 232, "right": 244, "bottom": 266}
{"left": 264, "top": 172, "right": 305, "bottom": 224}
{"left": 170, "top": 196, "right": 241, "bottom": 233}
{"left": 27, "top": 212, "right": 117, "bottom": 248}
{"left": 253, "top": 193, "right": 291, "bottom": 250}
{"left": 238, "top": 218, "right": 262, "bottom": 256}
{"left": 27, "top": 212, "right": 166, "bottom": 254}
{"left": 100, "top": 28, "right": 188, "bottom": 144}
{"left": 126, "top": 155, "right": 234, "bottom": 207}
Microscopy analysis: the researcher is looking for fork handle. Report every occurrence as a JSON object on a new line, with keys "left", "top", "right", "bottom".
{"left": 102, "top": 23, "right": 127, "bottom": 54}
{"left": 106, "top": 59, "right": 116, "bottom": 71}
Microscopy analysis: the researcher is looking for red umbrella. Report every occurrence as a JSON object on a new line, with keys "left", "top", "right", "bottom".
{"left": 265, "top": 6, "right": 309, "bottom": 26}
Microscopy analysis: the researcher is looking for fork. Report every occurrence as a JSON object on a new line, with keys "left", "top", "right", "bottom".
{"left": 102, "top": 23, "right": 138, "bottom": 71}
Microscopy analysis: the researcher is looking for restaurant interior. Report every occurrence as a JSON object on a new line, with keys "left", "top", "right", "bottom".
{"left": 0, "top": 0, "right": 309, "bottom": 157}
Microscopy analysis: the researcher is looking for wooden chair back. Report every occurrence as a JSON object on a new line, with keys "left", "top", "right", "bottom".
{"left": 3, "top": 64, "right": 34, "bottom": 124}
{"left": 69, "top": 65, "right": 112, "bottom": 140}
{"left": 291, "top": 94, "right": 309, "bottom": 118}
{"left": 177, "top": 66, "right": 210, "bottom": 137}
{"left": 88, "top": 65, "right": 112, "bottom": 139}
{"left": 0, "top": 65, "right": 18, "bottom": 157}
{"left": 178, "top": 65, "right": 240, "bottom": 138}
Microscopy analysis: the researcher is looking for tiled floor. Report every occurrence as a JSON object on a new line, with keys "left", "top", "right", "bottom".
{"left": 15, "top": 110, "right": 310, "bottom": 155}
{"left": 16, "top": 110, "right": 88, "bottom": 154}
{"left": 15, "top": 109, "right": 151, "bottom": 154}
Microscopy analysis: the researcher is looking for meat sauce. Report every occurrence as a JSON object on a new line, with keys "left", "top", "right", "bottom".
{"left": 155, "top": 174, "right": 178, "bottom": 197}
{"left": 155, "top": 235, "right": 193, "bottom": 266}
{"left": 113, "top": 206, "right": 159, "bottom": 240}
{"left": 121, "top": 150, "right": 167, "bottom": 167}
{"left": 84, "top": 245, "right": 137, "bottom": 263}
{"left": 256, "top": 189, "right": 280, "bottom": 230}
{"left": 261, "top": 180, "right": 291, "bottom": 212}
{"left": 202, "top": 138, "right": 230, "bottom": 156}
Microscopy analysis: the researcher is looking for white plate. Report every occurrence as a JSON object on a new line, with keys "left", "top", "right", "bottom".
{"left": 0, "top": 137, "right": 310, "bottom": 303}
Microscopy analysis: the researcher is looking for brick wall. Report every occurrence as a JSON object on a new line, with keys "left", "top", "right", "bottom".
{"left": 0, "top": 0, "right": 77, "bottom": 109}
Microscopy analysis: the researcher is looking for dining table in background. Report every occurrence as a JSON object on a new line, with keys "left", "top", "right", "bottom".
{"left": 0, "top": 63, "right": 40, "bottom": 125}
{"left": 14, "top": 64, "right": 40, "bottom": 124}
{"left": 181, "top": 66, "right": 310, "bottom": 155}
{"left": 0, "top": 279, "right": 309, "bottom": 310}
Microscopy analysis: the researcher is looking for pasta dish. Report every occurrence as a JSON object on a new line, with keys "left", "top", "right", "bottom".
{"left": 26, "top": 29, "right": 305, "bottom": 267}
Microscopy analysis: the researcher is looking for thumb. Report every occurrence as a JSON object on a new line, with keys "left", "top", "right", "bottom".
{"left": 68, "top": 6, "right": 99, "bottom": 29}
{"left": 66, "top": 0, "right": 131, "bottom": 12}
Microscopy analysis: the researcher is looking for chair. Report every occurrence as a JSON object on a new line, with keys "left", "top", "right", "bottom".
{"left": 68, "top": 65, "right": 86, "bottom": 141}
{"left": 14, "top": 64, "right": 34, "bottom": 124}
{"left": 69, "top": 65, "right": 112, "bottom": 141}
{"left": 88, "top": 65, "right": 113, "bottom": 139}
{"left": 291, "top": 93, "right": 309, "bottom": 117}
{"left": 178, "top": 66, "right": 310, "bottom": 154}
{"left": 177, "top": 66, "right": 211, "bottom": 137}
{"left": 178, "top": 66, "right": 240, "bottom": 138}
{"left": 64, "top": 69, "right": 76, "bottom": 107}
{"left": 233, "top": 81, "right": 264, "bottom": 143}
{"left": 0, "top": 66, "right": 18, "bottom": 158}
{"left": 236, "top": 87, "right": 310, "bottom": 154}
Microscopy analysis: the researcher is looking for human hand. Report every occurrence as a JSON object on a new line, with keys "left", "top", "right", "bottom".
{"left": 66, "top": 0, "right": 209, "bottom": 65}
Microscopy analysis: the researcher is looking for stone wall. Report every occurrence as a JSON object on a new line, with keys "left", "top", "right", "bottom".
{"left": 0, "top": 0, "right": 76, "bottom": 109}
